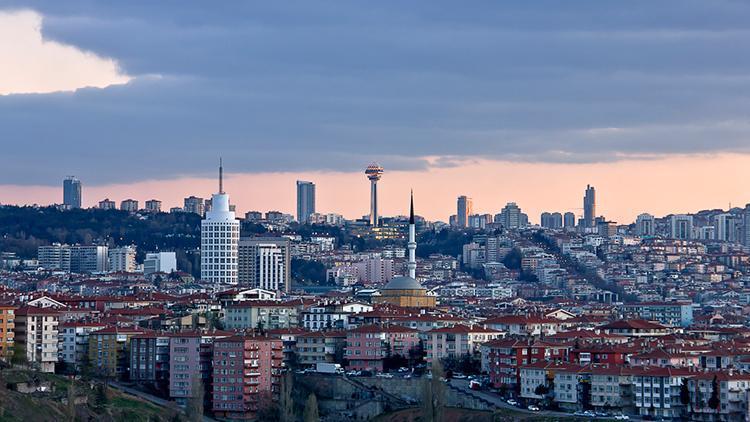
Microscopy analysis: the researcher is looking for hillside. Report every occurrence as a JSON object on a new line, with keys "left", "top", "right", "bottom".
{"left": 0, "top": 368, "right": 180, "bottom": 422}
{"left": 0, "top": 205, "right": 201, "bottom": 275}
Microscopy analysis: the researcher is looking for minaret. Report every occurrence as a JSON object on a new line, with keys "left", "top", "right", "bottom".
{"left": 407, "top": 190, "right": 417, "bottom": 279}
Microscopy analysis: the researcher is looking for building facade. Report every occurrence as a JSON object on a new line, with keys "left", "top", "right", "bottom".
{"left": 296, "top": 180, "right": 316, "bottom": 224}
{"left": 238, "top": 237, "right": 290, "bottom": 292}
{"left": 201, "top": 163, "right": 240, "bottom": 285}
{"left": 212, "top": 335, "right": 283, "bottom": 419}
{"left": 108, "top": 246, "right": 137, "bottom": 273}
{"left": 14, "top": 306, "right": 59, "bottom": 373}
{"left": 63, "top": 176, "right": 82, "bottom": 209}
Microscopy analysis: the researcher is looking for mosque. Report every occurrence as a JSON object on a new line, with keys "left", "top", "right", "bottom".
{"left": 374, "top": 193, "right": 437, "bottom": 308}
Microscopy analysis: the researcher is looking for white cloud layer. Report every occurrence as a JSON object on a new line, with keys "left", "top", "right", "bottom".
{"left": 0, "top": 9, "right": 129, "bottom": 95}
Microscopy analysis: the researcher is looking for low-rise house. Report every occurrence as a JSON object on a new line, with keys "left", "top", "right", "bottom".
{"left": 224, "top": 300, "right": 299, "bottom": 330}
{"left": 688, "top": 371, "right": 750, "bottom": 421}
{"left": 482, "top": 315, "right": 562, "bottom": 336}
{"left": 553, "top": 364, "right": 591, "bottom": 411}
{"left": 169, "top": 330, "right": 233, "bottom": 406}
{"left": 590, "top": 365, "right": 633, "bottom": 413}
{"left": 88, "top": 326, "right": 146, "bottom": 379}
{"left": 296, "top": 330, "right": 347, "bottom": 367}
{"left": 14, "top": 306, "right": 59, "bottom": 373}
{"left": 423, "top": 324, "right": 504, "bottom": 362}
{"left": 130, "top": 333, "right": 171, "bottom": 394}
{"left": 58, "top": 321, "right": 106, "bottom": 372}
{"left": 600, "top": 320, "right": 670, "bottom": 337}
{"left": 630, "top": 348, "right": 698, "bottom": 368}
{"left": 0, "top": 303, "right": 16, "bottom": 359}
{"left": 630, "top": 366, "right": 693, "bottom": 420}
{"left": 345, "top": 324, "right": 420, "bottom": 372}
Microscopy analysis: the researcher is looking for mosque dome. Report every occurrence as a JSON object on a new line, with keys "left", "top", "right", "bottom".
{"left": 383, "top": 276, "right": 425, "bottom": 291}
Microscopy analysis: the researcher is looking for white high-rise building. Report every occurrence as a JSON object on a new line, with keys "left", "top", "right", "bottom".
{"left": 109, "top": 246, "right": 137, "bottom": 272}
{"left": 238, "top": 237, "right": 290, "bottom": 292}
{"left": 201, "top": 160, "right": 239, "bottom": 284}
{"left": 38, "top": 244, "right": 108, "bottom": 273}
{"left": 144, "top": 252, "right": 177, "bottom": 276}
{"left": 635, "top": 213, "right": 655, "bottom": 236}
{"left": 670, "top": 214, "right": 693, "bottom": 240}
{"left": 714, "top": 213, "right": 736, "bottom": 243}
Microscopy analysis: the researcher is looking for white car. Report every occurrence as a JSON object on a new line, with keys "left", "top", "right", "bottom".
{"left": 507, "top": 399, "right": 518, "bottom": 406}
{"left": 614, "top": 415, "right": 630, "bottom": 420}
{"left": 527, "top": 405, "right": 540, "bottom": 411}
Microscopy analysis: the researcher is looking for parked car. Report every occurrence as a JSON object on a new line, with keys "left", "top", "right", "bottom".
{"left": 376, "top": 373, "right": 394, "bottom": 379}
{"left": 615, "top": 415, "right": 630, "bottom": 420}
{"left": 507, "top": 399, "right": 518, "bottom": 406}
{"left": 583, "top": 410, "right": 596, "bottom": 417}
{"left": 453, "top": 373, "right": 467, "bottom": 379}
{"left": 527, "top": 405, "right": 540, "bottom": 411}
{"left": 469, "top": 380, "right": 481, "bottom": 390}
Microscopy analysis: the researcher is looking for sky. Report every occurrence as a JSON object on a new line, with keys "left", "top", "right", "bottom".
{"left": 1, "top": 1, "right": 750, "bottom": 223}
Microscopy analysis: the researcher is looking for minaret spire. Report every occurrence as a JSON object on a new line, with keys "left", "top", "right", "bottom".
{"left": 409, "top": 189, "right": 415, "bottom": 224}
{"left": 407, "top": 190, "right": 417, "bottom": 279}
{"left": 219, "top": 157, "right": 224, "bottom": 194}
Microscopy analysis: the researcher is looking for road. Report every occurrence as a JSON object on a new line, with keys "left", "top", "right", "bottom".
{"left": 448, "top": 379, "right": 640, "bottom": 420}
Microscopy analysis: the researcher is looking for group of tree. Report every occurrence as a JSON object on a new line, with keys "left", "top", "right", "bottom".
{"left": 442, "top": 352, "right": 481, "bottom": 376}
{"left": 0, "top": 206, "right": 203, "bottom": 276}
{"left": 417, "top": 229, "right": 475, "bottom": 259}
{"left": 291, "top": 258, "right": 329, "bottom": 286}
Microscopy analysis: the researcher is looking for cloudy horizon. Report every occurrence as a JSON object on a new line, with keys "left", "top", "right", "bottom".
{"left": 2, "top": 1, "right": 750, "bottom": 222}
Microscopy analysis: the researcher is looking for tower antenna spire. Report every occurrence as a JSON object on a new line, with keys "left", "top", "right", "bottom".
{"left": 219, "top": 157, "right": 224, "bottom": 194}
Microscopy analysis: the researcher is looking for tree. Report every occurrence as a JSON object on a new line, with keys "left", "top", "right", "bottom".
{"left": 534, "top": 384, "right": 549, "bottom": 396}
{"left": 279, "top": 372, "right": 295, "bottom": 422}
{"left": 185, "top": 376, "right": 205, "bottom": 422}
{"left": 10, "top": 342, "right": 27, "bottom": 367}
{"left": 679, "top": 378, "right": 691, "bottom": 415}
{"left": 422, "top": 360, "right": 446, "bottom": 422}
{"left": 708, "top": 375, "right": 720, "bottom": 412}
{"left": 303, "top": 393, "right": 319, "bottom": 422}
{"left": 94, "top": 382, "right": 109, "bottom": 409}
{"left": 256, "top": 392, "right": 280, "bottom": 422}
{"left": 67, "top": 382, "right": 77, "bottom": 421}
{"left": 408, "top": 340, "right": 426, "bottom": 367}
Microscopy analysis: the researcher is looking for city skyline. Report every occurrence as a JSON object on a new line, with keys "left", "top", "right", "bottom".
{"left": 3, "top": 153, "right": 750, "bottom": 225}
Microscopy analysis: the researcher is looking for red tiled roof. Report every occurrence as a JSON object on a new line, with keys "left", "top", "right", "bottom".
{"left": 349, "top": 324, "right": 419, "bottom": 334}
{"left": 601, "top": 319, "right": 667, "bottom": 330}
{"left": 427, "top": 324, "right": 503, "bottom": 334}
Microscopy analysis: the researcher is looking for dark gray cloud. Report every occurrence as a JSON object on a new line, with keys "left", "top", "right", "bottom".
{"left": 3, "top": 0, "right": 750, "bottom": 185}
